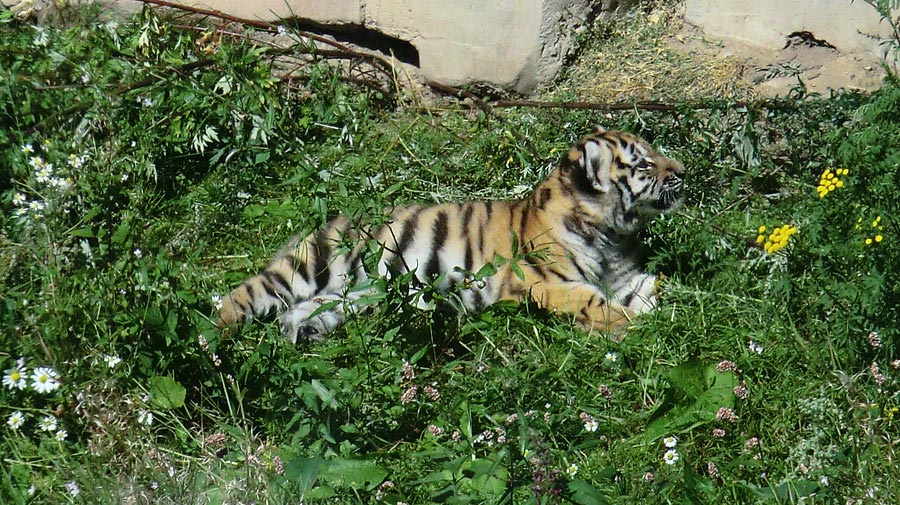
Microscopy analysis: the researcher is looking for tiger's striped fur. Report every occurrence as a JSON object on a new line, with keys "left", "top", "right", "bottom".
{"left": 218, "top": 128, "right": 685, "bottom": 342}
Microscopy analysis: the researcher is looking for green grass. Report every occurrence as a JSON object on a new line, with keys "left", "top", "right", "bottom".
{"left": 2, "top": 4, "right": 900, "bottom": 504}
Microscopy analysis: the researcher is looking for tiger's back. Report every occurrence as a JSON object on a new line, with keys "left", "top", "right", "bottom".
{"left": 218, "top": 127, "right": 685, "bottom": 342}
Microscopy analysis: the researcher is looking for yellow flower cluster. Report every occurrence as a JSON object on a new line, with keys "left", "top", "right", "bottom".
{"left": 817, "top": 168, "right": 848, "bottom": 198}
{"left": 756, "top": 224, "right": 799, "bottom": 254}
{"left": 860, "top": 215, "right": 885, "bottom": 246}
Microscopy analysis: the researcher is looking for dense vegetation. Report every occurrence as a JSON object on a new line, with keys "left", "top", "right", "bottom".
{"left": 2, "top": 4, "right": 899, "bottom": 503}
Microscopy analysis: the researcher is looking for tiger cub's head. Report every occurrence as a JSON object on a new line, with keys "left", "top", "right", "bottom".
{"left": 565, "top": 127, "right": 685, "bottom": 231}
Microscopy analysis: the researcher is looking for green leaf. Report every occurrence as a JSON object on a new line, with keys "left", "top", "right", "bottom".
{"left": 111, "top": 221, "right": 131, "bottom": 244}
{"left": 70, "top": 227, "right": 94, "bottom": 238}
{"left": 569, "top": 479, "right": 610, "bottom": 505}
{"left": 644, "top": 359, "right": 737, "bottom": 441}
{"left": 148, "top": 376, "right": 186, "bottom": 410}
{"left": 474, "top": 261, "right": 497, "bottom": 280}
{"left": 283, "top": 456, "right": 322, "bottom": 492}
{"left": 319, "top": 458, "right": 387, "bottom": 491}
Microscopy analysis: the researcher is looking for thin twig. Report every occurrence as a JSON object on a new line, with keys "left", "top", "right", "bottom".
{"left": 137, "top": 0, "right": 396, "bottom": 74}
{"left": 23, "top": 59, "right": 216, "bottom": 135}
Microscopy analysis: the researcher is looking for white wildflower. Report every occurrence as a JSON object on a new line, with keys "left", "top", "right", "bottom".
{"left": 31, "top": 366, "right": 61, "bottom": 393}
{"left": 7, "top": 411, "right": 25, "bottom": 430}
{"left": 663, "top": 449, "right": 680, "bottom": 465}
{"left": 39, "top": 415, "right": 57, "bottom": 432}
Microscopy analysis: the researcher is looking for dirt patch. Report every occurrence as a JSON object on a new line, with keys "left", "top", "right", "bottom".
{"left": 673, "top": 23, "right": 885, "bottom": 97}
{"left": 557, "top": 4, "right": 887, "bottom": 104}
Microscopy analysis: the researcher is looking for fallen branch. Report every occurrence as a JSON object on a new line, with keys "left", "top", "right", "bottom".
{"left": 137, "top": 0, "right": 397, "bottom": 74}
{"left": 425, "top": 81, "right": 809, "bottom": 114}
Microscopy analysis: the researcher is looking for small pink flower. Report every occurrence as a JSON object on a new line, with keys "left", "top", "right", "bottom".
{"left": 734, "top": 382, "right": 749, "bottom": 400}
{"left": 712, "top": 428, "right": 726, "bottom": 438}
{"left": 400, "top": 385, "right": 418, "bottom": 404}
{"left": 868, "top": 331, "right": 882, "bottom": 349}
{"left": 716, "top": 360, "right": 738, "bottom": 373}
{"left": 745, "top": 437, "right": 761, "bottom": 449}
{"left": 401, "top": 360, "right": 415, "bottom": 381}
{"left": 427, "top": 424, "right": 444, "bottom": 436}
{"left": 716, "top": 407, "right": 738, "bottom": 423}
{"left": 870, "top": 362, "right": 886, "bottom": 386}
{"left": 598, "top": 383, "right": 612, "bottom": 399}
{"left": 643, "top": 472, "right": 654, "bottom": 483}
{"left": 506, "top": 413, "right": 519, "bottom": 425}
{"left": 451, "top": 430, "right": 461, "bottom": 442}
{"left": 707, "top": 461, "right": 720, "bottom": 478}
{"left": 423, "top": 385, "right": 440, "bottom": 402}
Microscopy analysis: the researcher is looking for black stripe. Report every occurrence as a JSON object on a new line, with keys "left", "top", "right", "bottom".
{"left": 390, "top": 209, "right": 423, "bottom": 273}
{"left": 484, "top": 201, "right": 493, "bottom": 220}
{"left": 286, "top": 253, "right": 310, "bottom": 284}
{"left": 259, "top": 277, "right": 279, "bottom": 299}
{"left": 464, "top": 240, "right": 474, "bottom": 272}
{"left": 263, "top": 270, "right": 292, "bottom": 294}
{"left": 425, "top": 212, "right": 449, "bottom": 278}
{"left": 312, "top": 229, "right": 331, "bottom": 291}
{"left": 472, "top": 289, "right": 484, "bottom": 310}
{"left": 571, "top": 258, "right": 589, "bottom": 280}
{"left": 538, "top": 187, "right": 551, "bottom": 208}
{"left": 461, "top": 202, "right": 475, "bottom": 231}
{"left": 564, "top": 216, "right": 582, "bottom": 235}
{"left": 546, "top": 267, "right": 572, "bottom": 282}
{"left": 518, "top": 208, "right": 530, "bottom": 247}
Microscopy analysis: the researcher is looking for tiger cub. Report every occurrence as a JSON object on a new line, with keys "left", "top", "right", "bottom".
{"left": 218, "top": 127, "right": 685, "bottom": 342}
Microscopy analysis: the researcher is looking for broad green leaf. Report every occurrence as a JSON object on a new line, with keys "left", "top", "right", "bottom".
{"left": 148, "top": 376, "right": 186, "bottom": 410}
{"left": 319, "top": 458, "right": 387, "bottom": 491}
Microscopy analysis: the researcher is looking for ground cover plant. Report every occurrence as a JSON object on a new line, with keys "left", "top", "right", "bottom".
{"left": 2, "top": 3, "right": 900, "bottom": 503}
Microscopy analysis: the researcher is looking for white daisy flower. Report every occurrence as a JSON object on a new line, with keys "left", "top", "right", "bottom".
{"left": 55, "top": 429, "right": 67, "bottom": 441}
{"left": 35, "top": 165, "right": 54, "bottom": 183}
{"left": 584, "top": 419, "right": 599, "bottom": 432}
{"left": 604, "top": 352, "right": 619, "bottom": 363}
{"left": 7, "top": 411, "right": 25, "bottom": 430}
{"left": 39, "top": 415, "right": 57, "bottom": 432}
{"left": 31, "top": 366, "right": 61, "bottom": 393}
{"left": 21, "top": 144, "right": 34, "bottom": 155}
{"left": 105, "top": 355, "right": 122, "bottom": 369}
{"left": 663, "top": 435, "right": 678, "bottom": 448}
{"left": 663, "top": 449, "right": 680, "bottom": 465}
{"left": 12, "top": 193, "right": 27, "bottom": 206}
{"left": 565, "top": 463, "right": 579, "bottom": 477}
{"left": 3, "top": 361, "right": 28, "bottom": 390}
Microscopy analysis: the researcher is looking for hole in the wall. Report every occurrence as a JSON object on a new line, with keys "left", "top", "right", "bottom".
{"left": 784, "top": 31, "right": 837, "bottom": 50}
{"left": 289, "top": 19, "right": 421, "bottom": 67}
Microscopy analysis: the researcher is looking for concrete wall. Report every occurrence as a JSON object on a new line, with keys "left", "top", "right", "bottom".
{"left": 685, "top": 0, "right": 893, "bottom": 56}
{"left": 173, "top": 0, "right": 617, "bottom": 94}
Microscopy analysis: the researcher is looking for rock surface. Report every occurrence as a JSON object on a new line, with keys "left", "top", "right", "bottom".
{"left": 171, "top": 0, "right": 627, "bottom": 94}
{"left": 684, "top": 0, "right": 894, "bottom": 96}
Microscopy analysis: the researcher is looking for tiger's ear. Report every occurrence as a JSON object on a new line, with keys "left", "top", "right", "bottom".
{"left": 581, "top": 139, "right": 612, "bottom": 193}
